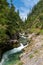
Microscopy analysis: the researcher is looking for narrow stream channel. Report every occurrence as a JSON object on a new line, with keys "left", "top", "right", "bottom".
{"left": 0, "top": 34, "right": 28, "bottom": 65}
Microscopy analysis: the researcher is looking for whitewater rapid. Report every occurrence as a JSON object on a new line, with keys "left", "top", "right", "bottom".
{"left": 0, "top": 43, "right": 28, "bottom": 65}
{"left": 0, "top": 34, "right": 28, "bottom": 65}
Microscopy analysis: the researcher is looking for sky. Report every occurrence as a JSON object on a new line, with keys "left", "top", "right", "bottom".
{"left": 7, "top": 0, "right": 39, "bottom": 21}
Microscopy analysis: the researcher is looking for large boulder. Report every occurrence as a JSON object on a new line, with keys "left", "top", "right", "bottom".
{"left": 11, "top": 32, "right": 20, "bottom": 40}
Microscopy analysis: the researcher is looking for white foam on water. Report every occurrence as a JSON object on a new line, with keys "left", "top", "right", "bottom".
{"left": 0, "top": 34, "right": 28, "bottom": 65}
{"left": 0, "top": 43, "right": 28, "bottom": 65}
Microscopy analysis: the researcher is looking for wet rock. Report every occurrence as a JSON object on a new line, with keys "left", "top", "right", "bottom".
{"left": 0, "top": 39, "right": 19, "bottom": 61}
{"left": 0, "top": 32, "right": 20, "bottom": 61}
{"left": 9, "top": 39, "right": 19, "bottom": 48}
{"left": 11, "top": 32, "right": 20, "bottom": 40}
{"left": 23, "top": 43, "right": 27, "bottom": 46}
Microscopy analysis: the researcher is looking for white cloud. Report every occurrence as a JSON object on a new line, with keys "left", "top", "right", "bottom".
{"left": 8, "top": 0, "right": 39, "bottom": 20}
{"left": 19, "top": 0, "right": 39, "bottom": 21}
{"left": 19, "top": 7, "right": 30, "bottom": 21}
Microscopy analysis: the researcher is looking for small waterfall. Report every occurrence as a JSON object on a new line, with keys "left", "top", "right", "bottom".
{"left": 0, "top": 43, "right": 28, "bottom": 65}
{"left": 21, "top": 35, "right": 26, "bottom": 39}
{"left": 0, "top": 34, "right": 28, "bottom": 65}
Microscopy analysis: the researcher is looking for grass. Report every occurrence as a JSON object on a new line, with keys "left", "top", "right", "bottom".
{"left": 29, "top": 54, "right": 34, "bottom": 59}
{"left": 40, "top": 29, "right": 43, "bottom": 34}
{"left": 28, "top": 28, "right": 43, "bottom": 35}
{"left": 34, "top": 50, "right": 38, "bottom": 54}
{"left": 29, "top": 28, "right": 40, "bottom": 33}
{"left": 18, "top": 62, "right": 23, "bottom": 65}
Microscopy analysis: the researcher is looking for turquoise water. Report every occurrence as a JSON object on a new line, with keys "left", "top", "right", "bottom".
{"left": 1, "top": 35, "right": 28, "bottom": 65}
{"left": 3, "top": 52, "right": 22, "bottom": 65}
{"left": 19, "top": 36, "right": 27, "bottom": 44}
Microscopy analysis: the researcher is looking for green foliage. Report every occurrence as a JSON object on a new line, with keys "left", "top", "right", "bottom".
{"left": 25, "top": 0, "right": 43, "bottom": 29}
{"left": 29, "top": 54, "right": 34, "bottom": 59}
{"left": 29, "top": 28, "right": 40, "bottom": 33}
{"left": 0, "top": 25, "right": 9, "bottom": 44}
{"left": 34, "top": 50, "right": 38, "bottom": 54}
{"left": 18, "top": 62, "right": 23, "bottom": 65}
{"left": 0, "top": 0, "right": 23, "bottom": 44}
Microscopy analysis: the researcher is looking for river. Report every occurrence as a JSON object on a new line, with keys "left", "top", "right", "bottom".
{"left": 0, "top": 34, "right": 28, "bottom": 65}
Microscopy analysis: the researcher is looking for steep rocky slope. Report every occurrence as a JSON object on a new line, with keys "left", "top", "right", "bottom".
{"left": 20, "top": 34, "right": 43, "bottom": 65}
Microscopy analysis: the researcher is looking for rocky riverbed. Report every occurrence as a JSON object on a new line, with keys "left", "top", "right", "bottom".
{"left": 20, "top": 34, "right": 43, "bottom": 65}
{"left": 0, "top": 33, "right": 28, "bottom": 65}
{"left": 0, "top": 33, "right": 43, "bottom": 65}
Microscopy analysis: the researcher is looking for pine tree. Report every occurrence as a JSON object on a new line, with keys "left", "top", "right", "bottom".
{"left": 25, "top": 0, "right": 43, "bottom": 29}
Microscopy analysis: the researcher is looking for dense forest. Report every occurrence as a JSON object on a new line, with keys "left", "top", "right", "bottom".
{"left": 0, "top": 0, "right": 24, "bottom": 45}
{"left": 0, "top": 0, "right": 43, "bottom": 61}
{"left": 25, "top": 0, "right": 43, "bottom": 33}
{"left": 0, "top": 0, "right": 24, "bottom": 60}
